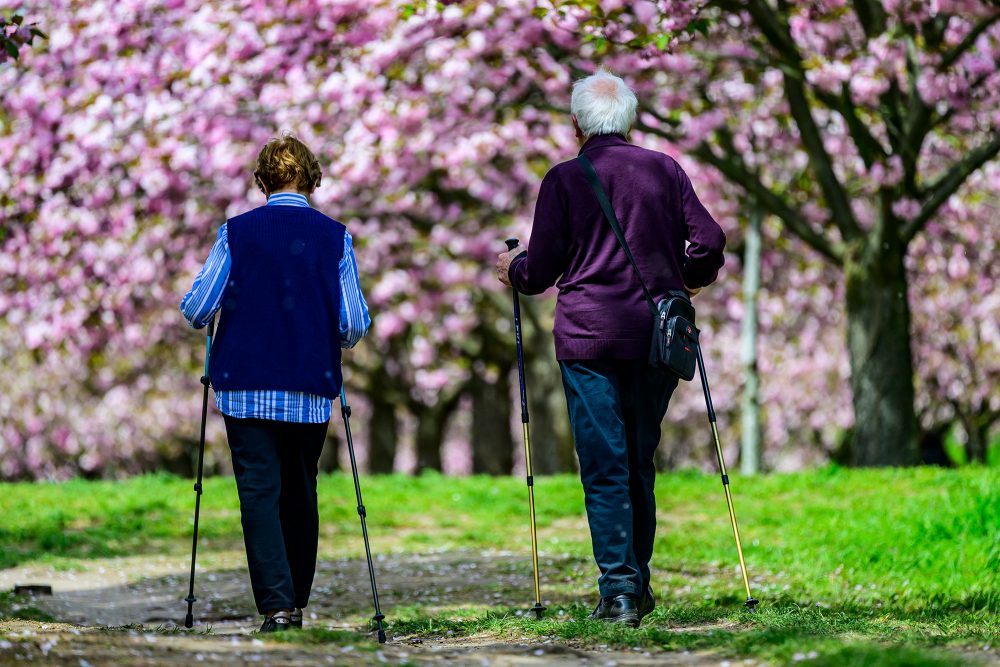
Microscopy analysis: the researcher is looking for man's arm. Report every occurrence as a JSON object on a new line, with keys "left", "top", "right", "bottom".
{"left": 180, "top": 224, "right": 230, "bottom": 328}
{"left": 505, "top": 170, "right": 570, "bottom": 295}
{"left": 339, "top": 230, "right": 371, "bottom": 348}
{"left": 676, "top": 163, "right": 726, "bottom": 290}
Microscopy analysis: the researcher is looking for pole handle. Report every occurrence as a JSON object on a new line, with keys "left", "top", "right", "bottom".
{"left": 505, "top": 238, "right": 519, "bottom": 250}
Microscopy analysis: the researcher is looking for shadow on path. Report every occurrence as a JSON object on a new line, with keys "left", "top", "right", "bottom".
{"left": 0, "top": 550, "right": 734, "bottom": 666}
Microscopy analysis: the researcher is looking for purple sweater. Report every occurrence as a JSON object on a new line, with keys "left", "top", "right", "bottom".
{"left": 509, "top": 134, "right": 726, "bottom": 361}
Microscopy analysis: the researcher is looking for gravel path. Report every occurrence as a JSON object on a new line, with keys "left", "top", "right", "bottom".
{"left": 0, "top": 551, "right": 743, "bottom": 666}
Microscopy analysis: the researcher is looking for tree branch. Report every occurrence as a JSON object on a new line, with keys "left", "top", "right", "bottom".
{"left": 638, "top": 113, "right": 844, "bottom": 264}
{"left": 699, "top": 142, "right": 844, "bottom": 264}
{"left": 902, "top": 132, "right": 1000, "bottom": 242}
{"left": 940, "top": 12, "right": 1000, "bottom": 70}
{"left": 813, "top": 87, "right": 887, "bottom": 168}
{"left": 742, "top": 0, "right": 862, "bottom": 241}
{"left": 743, "top": 0, "right": 799, "bottom": 56}
{"left": 851, "top": 0, "right": 887, "bottom": 37}
{"left": 900, "top": 36, "right": 933, "bottom": 197}
{"left": 783, "top": 69, "right": 863, "bottom": 240}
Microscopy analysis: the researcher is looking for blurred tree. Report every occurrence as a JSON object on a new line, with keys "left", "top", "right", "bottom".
{"left": 580, "top": 0, "right": 1000, "bottom": 465}
{"left": 0, "top": 14, "right": 44, "bottom": 67}
{"left": 739, "top": 206, "right": 763, "bottom": 475}
{"left": 1, "top": 0, "right": 997, "bottom": 479}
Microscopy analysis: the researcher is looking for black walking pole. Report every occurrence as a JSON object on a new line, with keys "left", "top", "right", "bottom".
{"left": 505, "top": 238, "right": 546, "bottom": 620}
{"left": 339, "top": 385, "right": 387, "bottom": 643}
{"left": 694, "top": 342, "right": 759, "bottom": 613}
{"left": 184, "top": 317, "right": 215, "bottom": 629}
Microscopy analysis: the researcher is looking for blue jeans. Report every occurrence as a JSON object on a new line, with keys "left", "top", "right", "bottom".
{"left": 223, "top": 416, "right": 328, "bottom": 614}
{"left": 560, "top": 359, "right": 678, "bottom": 598}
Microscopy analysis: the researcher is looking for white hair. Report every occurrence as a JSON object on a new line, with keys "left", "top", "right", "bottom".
{"left": 571, "top": 70, "right": 638, "bottom": 138}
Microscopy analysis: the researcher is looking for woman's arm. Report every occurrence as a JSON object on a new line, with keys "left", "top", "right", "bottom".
{"left": 339, "top": 230, "right": 371, "bottom": 348}
{"left": 180, "top": 224, "right": 230, "bottom": 328}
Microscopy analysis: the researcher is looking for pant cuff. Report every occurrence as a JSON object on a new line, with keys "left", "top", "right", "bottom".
{"left": 599, "top": 581, "right": 641, "bottom": 598}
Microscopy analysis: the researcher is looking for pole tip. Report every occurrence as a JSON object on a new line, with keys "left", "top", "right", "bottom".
{"left": 531, "top": 603, "right": 546, "bottom": 620}
{"left": 377, "top": 629, "right": 387, "bottom": 643}
{"left": 744, "top": 597, "right": 759, "bottom": 613}
{"left": 505, "top": 238, "right": 519, "bottom": 250}
{"left": 184, "top": 613, "right": 194, "bottom": 629}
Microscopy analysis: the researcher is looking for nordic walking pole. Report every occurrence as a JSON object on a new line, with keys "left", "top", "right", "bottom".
{"left": 184, "top": 316, "right": 215, "bottom": 629}
{"left": 339, "top": 385, "right": 387, "bottom": 643}
{"left": 505, "top": 238, "right": 546, "bottom": 620}
{"left": 695, "top": 342, "right": 759, "bottom": 612}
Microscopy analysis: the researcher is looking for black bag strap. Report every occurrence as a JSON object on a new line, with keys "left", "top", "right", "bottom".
{"left": 577, "top": 154, "right": 658, "bottom": 317}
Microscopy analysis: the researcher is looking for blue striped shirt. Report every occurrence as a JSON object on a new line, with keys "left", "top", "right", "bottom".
{"left": 180, "top": 192, "right": 370, "bottom": 423}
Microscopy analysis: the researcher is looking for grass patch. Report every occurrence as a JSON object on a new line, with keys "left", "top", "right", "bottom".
{"left": 384, "top": 602, "right": 993, "bottom": 665}
{"left": 267, "top": 626, "right": 379, "bottom": 647}
{"left": 2, "top": 466, "right": 998, "bottom": 664}
{"left": 0, "top": 592, "right": 57, "bottom": 622}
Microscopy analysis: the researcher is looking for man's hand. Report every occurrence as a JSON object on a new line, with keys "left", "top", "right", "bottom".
{"left": 684, "top": 284, "right": 702, "bottom": 297}
{"left": 496, "top": 246, "right": 527, "bottom": 287}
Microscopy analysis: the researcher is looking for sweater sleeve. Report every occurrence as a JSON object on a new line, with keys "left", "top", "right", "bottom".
{"left": 509, "top": 169, "right": 570, "bottom": 295}
{"left": 676, "top": 163, "right": 726, "bottom": 289}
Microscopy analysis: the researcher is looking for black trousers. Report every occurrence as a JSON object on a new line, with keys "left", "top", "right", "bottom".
{"left": 559, "top": 359, "right": 678, "bottom": 598}
{"left": 223, "top": 416, "right": 328, "bottom": 614}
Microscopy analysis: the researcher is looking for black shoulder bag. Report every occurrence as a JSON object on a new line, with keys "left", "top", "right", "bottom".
{"left": 577, "top": 154, "right": 699, "bottom": 381}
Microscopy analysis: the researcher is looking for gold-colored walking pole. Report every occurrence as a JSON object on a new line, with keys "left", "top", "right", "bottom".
{"left": 505, "top": 238, "right": 546, "bottom": 619}
{"left": 695, "top": 341, "right": 759, "bottom": 612}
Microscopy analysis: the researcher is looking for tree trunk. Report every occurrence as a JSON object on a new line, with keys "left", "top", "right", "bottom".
{"left": 844, "top": 243, "right": 919, "bottom": 466}
{"left": 919, "top": 423, "right": 953, "bottom": 467}
{"left": 412, "top": 394, "right": 461, "bottom": 473}
{"left": 414, "top": 409, "right": 445, "bottom": 472}
{"left": 368, "top": 392, "right": 398, "bottom": 473}
{"left": 522, "top": 301, "right": 576, "bottom": 474}
{"left": 318, "top": 430, "right": 341, "bottom": 473}
{"left": 740, "top": 207, "right": 763, "bottom": 475}
{"left": 962, "top": 414, "right": 991, "bottom": 464}
{"left": 470, "top": 367, "right": 514, "bottom": 474}
{"left": 526, "top": 365, "right": 575, "bottom": 474}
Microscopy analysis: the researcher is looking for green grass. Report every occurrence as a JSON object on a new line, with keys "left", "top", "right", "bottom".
{"left": 2, "top": 466, "right": 998, "bottom": 665}
{"left": 0, "top": 592, "right": 56, "bottom": 622}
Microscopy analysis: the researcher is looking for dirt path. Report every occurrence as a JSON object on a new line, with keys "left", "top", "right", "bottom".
{"left": 0, "top": 551, "right": 742, "bottom": 666}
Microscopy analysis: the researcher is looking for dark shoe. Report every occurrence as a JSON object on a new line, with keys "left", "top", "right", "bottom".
{"left": 639, "top": 586, "right": 655, "bottom": 620}
{"left": 589, "top": 594, "right": 640, "bottom": 627}
{"left": 290, "top": 608, "right": 303, "bottom": 629}
{"left": 258, "top": 610, "right": 292, "bottom": 633}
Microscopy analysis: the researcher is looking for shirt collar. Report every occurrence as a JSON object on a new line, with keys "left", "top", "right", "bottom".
{"left": 578, "top": 133, "right": 630, "bottom": 155}
{"left": 266, "top": 192, "right": 311, "bottom": 208}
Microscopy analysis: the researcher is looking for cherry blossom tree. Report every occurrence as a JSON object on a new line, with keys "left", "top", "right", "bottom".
{"left": 1, "top": 0, "right": 997, "bottom": 479}
{"left": 578, "top": 0, "right": 1000, "bottom": 465}
{"left": 0, "top": 13, "right": 44, "bottom": 65}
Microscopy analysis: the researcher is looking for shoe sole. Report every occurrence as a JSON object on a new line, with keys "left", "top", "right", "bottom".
{"left": 598, "top": 612, "right": 640, "bottom": 627}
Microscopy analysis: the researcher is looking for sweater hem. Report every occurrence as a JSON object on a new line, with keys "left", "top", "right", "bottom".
{"left": 554, "top": 336, "right": 649, "bottom": 362}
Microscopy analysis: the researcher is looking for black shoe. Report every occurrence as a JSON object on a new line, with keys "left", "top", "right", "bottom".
{"left": 258, "top": 610, "right": 292, "bottom": 633}
{"left": 639, "top": 586, "right": 655, "bottom": 620}
{"left": 589, "top": 594, "right": 640, "bottom": 627}
{"left": 290, "top": 608, "right": 303, "bottom": 629}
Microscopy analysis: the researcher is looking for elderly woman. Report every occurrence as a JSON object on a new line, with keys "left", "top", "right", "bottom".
{"left": 181, "top": 134, "right": 370, "bottom": 633}
{"left": 496, "top": 71, "right": 726, "bottom": 625}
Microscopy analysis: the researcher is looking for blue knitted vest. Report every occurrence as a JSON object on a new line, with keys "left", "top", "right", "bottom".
{"left": 210, "top": 205, "right": 346, "bottom": 400}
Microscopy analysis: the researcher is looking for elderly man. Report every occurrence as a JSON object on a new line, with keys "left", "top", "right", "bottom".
{"left": 496, "top": 71, "right": 726, "bottom": 625}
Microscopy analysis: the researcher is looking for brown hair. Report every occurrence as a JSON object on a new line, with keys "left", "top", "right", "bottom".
{"left": 253, "top": 133, "right": 322, "bottom": 194}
